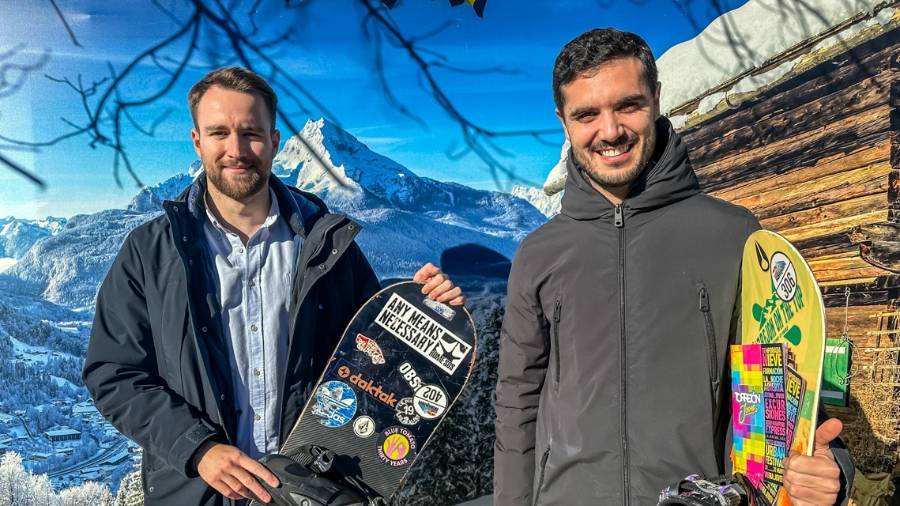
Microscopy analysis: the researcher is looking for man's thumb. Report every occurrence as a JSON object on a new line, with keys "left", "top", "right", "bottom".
{"left": 814, "top": 417, "right": 842, "bottom": 450}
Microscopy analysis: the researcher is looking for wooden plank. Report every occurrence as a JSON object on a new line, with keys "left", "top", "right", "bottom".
{"left": 712, "top": 142, "right": 890, "bottom": 203}
{"left": 825, "top": 305, "right": 889, "bottom": 346}
{"left": 679, "top": 36, "right": 899, "bottom": 143}
{"left": 687, "top": 71, "right": 894, "bottom": 165}
{"left": 696, "top": 106, "right": 892, "bottom": 192}
{"left": 821, "top": 275, "right": 900, "bottom": 307}
{"left": 733, "top": 164, "right": 890, "bottom": 220}
{"left": 774, "top": 209, "right": 885, "bottom": 243}
{"left": 793, "top": 232, "right": 859, "bottom": 260}
{"left": 760, "top": 194, "right": 886, "bottom": 234}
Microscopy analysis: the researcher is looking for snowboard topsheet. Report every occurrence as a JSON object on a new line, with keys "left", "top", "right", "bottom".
{"left": 268, "top": 281, "right": 477, "bottom": 503}
{"left": 732, "top": 230, "right": 826, "bottom": 505}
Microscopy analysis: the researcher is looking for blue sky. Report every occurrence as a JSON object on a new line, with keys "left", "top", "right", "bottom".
{"left": 0, "top": 0, "right": 746, "bottom": 219}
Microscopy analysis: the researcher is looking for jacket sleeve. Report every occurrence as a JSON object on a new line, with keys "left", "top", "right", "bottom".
{"left": 493, "top": 250, "right": 550, "bottom": 506}
{"left": 82, "top": 232, "right": 220, "bottom": 478}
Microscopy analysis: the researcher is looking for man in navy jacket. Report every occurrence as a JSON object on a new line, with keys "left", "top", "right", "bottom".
{"left": 83, "top": 67, "right": 463, "bottom": 505}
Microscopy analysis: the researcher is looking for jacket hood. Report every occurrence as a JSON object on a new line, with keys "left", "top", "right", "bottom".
{"left": 561, "top": 116, "right": 700, "bottom": 221}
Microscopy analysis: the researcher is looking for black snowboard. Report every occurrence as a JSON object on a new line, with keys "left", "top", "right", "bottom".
{"left": 254, "top": 281, "right": 477, "bottom": 504}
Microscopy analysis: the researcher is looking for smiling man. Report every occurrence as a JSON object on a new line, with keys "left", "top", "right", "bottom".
{"left": 83, "top": 67, "right": 463, "bottom": 505}
{"left": 493, "top": 29, "right": 853, "bottom": 505}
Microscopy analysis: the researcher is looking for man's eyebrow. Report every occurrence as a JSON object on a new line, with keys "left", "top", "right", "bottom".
{"left": 615, "top": 94, "right": 648, "bottom": 107}
{"left": 568, "top": 105, "right": 598, "bottom": 117}
{"left": 203, "top": 124, "right": 228, "bottom": 132}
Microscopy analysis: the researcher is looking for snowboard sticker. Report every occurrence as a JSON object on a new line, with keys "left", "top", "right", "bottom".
{"left": 732, "top": 230, "right": 826, "bottom": 506}
{"left": 251, "top": 282, "right": 477, "bottom": 504}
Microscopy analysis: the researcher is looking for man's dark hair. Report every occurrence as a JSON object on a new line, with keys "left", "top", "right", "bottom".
{"left": 188, "top": 66, "right": 278, "bottom": 131}
{"left": 552, "top": 28, "right": 658, "bottom": 111}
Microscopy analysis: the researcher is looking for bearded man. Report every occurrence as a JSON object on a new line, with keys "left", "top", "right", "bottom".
{"left": 493, "top": 29, "right": 853, "bottom": 506}
{"left": 84, "top": 67, "right": 463, "bottom": 505}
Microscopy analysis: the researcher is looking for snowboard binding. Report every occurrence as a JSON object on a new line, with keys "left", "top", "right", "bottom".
{"left": 658, "top": 474, "right": 760, "bottom": 506}
{"left": 253, "top": 445, "right": 386, "bottom": 506}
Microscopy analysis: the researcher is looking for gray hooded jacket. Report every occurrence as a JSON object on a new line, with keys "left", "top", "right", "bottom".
{"left": 494, "top": 118, "right": 850, "bottom": 505}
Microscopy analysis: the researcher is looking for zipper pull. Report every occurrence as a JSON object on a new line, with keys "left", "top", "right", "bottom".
{"left": 553, "top": 298, "right": 561, "bottom": 323}
{"left": 614, "top": 204, "right": 624, "bottom": 228}
{"left": 699, "top": 286, "right": 710, "bottom": 312}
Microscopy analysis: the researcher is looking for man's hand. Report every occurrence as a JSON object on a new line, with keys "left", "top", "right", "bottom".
{"left": 414, "top": 262, "right": 465, "bottom": 306}
{"left": 196, "top": 442, "right": 280, "bottom": 503}
{"left": 782, "top": 418, "right": 843, "bottom": 506}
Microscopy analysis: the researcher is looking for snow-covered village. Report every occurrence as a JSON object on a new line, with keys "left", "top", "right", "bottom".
{"left": 1, "top": 0, "right": 898, "bottom": 505}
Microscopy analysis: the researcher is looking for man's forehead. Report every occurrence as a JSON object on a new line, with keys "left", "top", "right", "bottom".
{"left": 561, "top": 60, "right": 652, "bottom": 103}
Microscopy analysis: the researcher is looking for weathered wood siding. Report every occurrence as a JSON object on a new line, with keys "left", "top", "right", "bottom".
{"left": 678, "top": 27, "right": 899, "bottom": 473}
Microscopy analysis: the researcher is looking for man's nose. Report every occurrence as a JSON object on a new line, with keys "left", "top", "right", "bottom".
{"left": 225, "top": 132, "right": 246, "bottom": 158}
{"left": 596, "top": 112, "right": 623, "bottom": 143}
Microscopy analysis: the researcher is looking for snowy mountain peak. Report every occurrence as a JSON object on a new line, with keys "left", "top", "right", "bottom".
{"left": 274, "top": 118, "right": 423, "bottom": 211}
{"left": 127, "top": 166, "right": 197, "bottom": 213}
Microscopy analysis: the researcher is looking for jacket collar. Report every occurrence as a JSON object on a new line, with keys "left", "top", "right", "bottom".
{"left": 170, "top": 171, "right": 327, "bottom": 238}
{"left": 560, "top": 116, "right": 700, "bottom": 221}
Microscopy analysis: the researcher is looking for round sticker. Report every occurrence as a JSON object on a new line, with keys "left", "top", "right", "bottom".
{"left": 353, "top": 416, "right": 376, "bottom": 438}
{"left": 311, "top": 381, "right": 357, "bottom": 428}
{"left": 377, "top": 426, "right": 417, "bottom": 467}
{"left": 395, "top": 397, "right": 420, "bottom": 426}
{"left": 413, "top": 384, "right": 448, "bottom": 420}
{"left": 770, "top": 252, "right": 797, "bottom": 302}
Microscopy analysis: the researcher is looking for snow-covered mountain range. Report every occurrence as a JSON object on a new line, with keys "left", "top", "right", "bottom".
{"left": 4, "top": 119, "right": 547, "bottom": 309}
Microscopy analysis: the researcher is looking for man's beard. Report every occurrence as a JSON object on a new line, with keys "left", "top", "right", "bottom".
{"left": 205, "top": 160, "right": 268, "bottom": 201}
{"left": 573, "top": 128, "right": 656, "bottom": 189}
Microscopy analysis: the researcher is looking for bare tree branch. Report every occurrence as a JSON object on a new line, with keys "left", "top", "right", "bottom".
{"left": 49, "top": 0, "right": 83, "bottom": 48}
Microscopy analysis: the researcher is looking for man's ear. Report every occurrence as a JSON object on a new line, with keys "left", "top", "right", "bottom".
{"left": 191, "top": 128, "right": 201, "bottom": 158}
{"left": 272, "top": 128, "right": 281, "bottom": 152}
{"left": 653, "top": 81, "right": 662, "bottom": 117}
{"left": 555, "top": 108, "right": 569, "bottom": 140}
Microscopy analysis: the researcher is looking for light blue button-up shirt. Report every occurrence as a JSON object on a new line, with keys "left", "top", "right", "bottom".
{"left": 203, "top": 189, "right": 300, "bottom": 458}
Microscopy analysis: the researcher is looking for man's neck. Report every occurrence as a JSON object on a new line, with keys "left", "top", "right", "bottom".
{"left": 206, "top": 183, "right": 271, "bottom": 245}
{"left": 584, "top": 173, "right": 629, "bottom": 205}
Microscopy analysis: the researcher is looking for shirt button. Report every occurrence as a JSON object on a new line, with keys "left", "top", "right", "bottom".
{"left": 254, "top": 369, "right": 261, "bottom": 377}
{"left": 238, "top": 247, "right": 245, "bottom": 254}
{"left": 255, "top": 415, "right": 262, "bottom": 421}
{"left": 250, "top": 324, "right": 259, "bottom": 332}
{"left": 249, "top": 279, "right": 256, "bottom": 287}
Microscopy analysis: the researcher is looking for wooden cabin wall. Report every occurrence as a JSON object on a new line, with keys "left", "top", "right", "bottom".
{"left": 678, "top": 29, "right": 899, "bottom": 473}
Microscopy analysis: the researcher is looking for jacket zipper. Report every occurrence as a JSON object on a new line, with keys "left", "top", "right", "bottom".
{"left": 614, "top": 203, "right": 629, "bottom": 505}
{"left": 533, "top": 446, "right": 551, "bottom": 506}
{"left": 698, "top": 285, "right": 720, "bottom": 409}
{"left": 552, "top": 297, "right": 561, "bottom": 386}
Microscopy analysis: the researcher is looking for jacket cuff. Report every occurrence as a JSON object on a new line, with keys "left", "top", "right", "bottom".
{"left": 829, "top": 438, "right": 855, "bottom": 506}
{"left": 168, "top": 419, "right": 221, "bottom": 478}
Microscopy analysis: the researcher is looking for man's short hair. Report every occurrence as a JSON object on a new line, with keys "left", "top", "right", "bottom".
{"left": 552, "top": 28, "right": 658, "bottom": 111}
{"left": 188, "top": 67, "right": 278, "bottom": 131}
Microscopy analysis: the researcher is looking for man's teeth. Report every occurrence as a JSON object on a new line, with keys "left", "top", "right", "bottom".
{"left": 600, "top": 144, "right": 631, "bottom": 157}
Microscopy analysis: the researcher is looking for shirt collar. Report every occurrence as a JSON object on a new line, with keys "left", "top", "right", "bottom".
{"left": 204, "top": 188, "right": 280, "bottom": 237}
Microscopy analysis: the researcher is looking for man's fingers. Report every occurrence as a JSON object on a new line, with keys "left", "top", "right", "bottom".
{"left": 428, "top": 279, "right": 454, "bottom": 299}
{"left": 449, "top": 295, "right": 465, "bottom": 306}
{"left": 436, "top": 286, "right": 462, "bottom": 303}
{"left": 240, "top": 454, "right": 280, "bottom": 488}
{"left": 219, "top": 475, "right": 247, "bottom": 500}
{"left": 421, "top": 273, "right": 446, "bottom": 294}
{"left": 413, "top": 262, "right": 439, "bottom": 282}
{"left": 233, "top": 467, "right": 271, "bottom": 503}
{"left": 813, "top": 417, "right": 842, "bottom": 452}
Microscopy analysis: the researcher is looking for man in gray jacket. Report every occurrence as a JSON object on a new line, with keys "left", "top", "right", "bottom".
{"left": 494, "top": 29, "right": 852, "bottom": 505}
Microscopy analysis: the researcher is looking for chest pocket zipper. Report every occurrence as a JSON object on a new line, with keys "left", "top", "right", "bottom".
{"left": 534, "top": 446, "right": 551, "bottom": 506}
{"left": 552, "top": 297, "right": 561, "bottom": 387}
{"left": 698, "top": 285, "right": 720, "bottom": 401}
